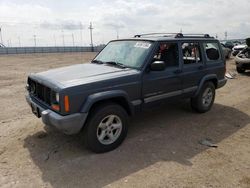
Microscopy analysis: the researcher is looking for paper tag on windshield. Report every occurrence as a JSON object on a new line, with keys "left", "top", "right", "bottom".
{"left": 134, "top": 42, "right": 151, "bottom": 49}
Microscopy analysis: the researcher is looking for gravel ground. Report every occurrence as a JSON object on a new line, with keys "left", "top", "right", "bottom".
{"left": 0, "top": 53, "right": 249, "bottom": 188}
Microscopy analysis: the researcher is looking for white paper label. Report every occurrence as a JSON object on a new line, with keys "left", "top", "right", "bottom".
{"left": 134, "top": 42, "right": 151, "bottom": 49}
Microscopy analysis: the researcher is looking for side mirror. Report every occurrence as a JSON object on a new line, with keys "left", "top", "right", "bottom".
{"left": 150, "top": 61, "right": 165, "bottom": 71}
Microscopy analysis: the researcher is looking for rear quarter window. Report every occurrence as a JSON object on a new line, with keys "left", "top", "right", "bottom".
{"left": 203, "top": 42, "right": 221, "bottom": 62}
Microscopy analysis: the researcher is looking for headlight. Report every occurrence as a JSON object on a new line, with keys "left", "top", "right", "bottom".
{"left": 56, "top": 93, "right": 59, "bottom": 102}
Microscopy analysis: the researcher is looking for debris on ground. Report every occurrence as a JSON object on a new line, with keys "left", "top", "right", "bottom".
{"left": 225, "top": 72, "right": 237, "bottom": 79}
{"left": 44, "top": 145, "right": 59, "bottom": 161}
{"left": 199, "top": 138, "right": 218, "bottom": 148}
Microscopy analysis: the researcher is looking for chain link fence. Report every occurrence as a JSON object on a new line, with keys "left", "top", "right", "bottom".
{"left": 0, "top": 46, "right": 104, "bottom": 55}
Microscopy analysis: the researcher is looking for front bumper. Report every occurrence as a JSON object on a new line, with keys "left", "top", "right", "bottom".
{"left": 26, "top": 95, "right": 88, "bottom": 135}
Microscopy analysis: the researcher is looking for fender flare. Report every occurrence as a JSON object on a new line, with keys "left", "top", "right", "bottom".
{"left": 194, "top": 74, "right": 218, "bottom": 97}
{"left": 80, "top": 90, "right": 133, "bottom": 114}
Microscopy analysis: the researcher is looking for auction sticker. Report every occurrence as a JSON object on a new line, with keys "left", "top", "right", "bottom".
{"left": 134, "top": 42, "right": 151, "bottom": 49}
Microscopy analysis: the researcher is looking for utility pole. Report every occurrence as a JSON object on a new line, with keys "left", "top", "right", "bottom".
{"left": 224, "top": 31, "right": 228, "bottom": 40}
{"left": 0, "top": 27, "right": 3, "bottom": 45}
{"left": 53, "top": 34, "right": 56, "bottom": 46}
{"left": 62, "top": 30, "right": 65, "bottom": 47}
{"left": 18, "top": 36, "right": 21, "bottom": 47}
{"left": 116, "top": 29, "right": 119, "bottom": 40}
{"left": 88, "top": 22, "right": 94, "bottom": 51}
{"left": 80, "top": 22, "right": 83, "bottom": 46}
{"left": 7, "top": 39, "right": 12, "bottom": 47}
{"left": 33, "top": 35, "right": 37, "bottom": 47}
{"left": 72, "top": 33, "right": 75, "bottom": 46}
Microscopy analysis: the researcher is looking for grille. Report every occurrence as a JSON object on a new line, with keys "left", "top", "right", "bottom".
{"left": 29, "top": 79, "right": 52, "bottom": 105}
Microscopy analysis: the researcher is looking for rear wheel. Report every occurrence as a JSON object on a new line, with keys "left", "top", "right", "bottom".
{"left": 84, "top": 103, "right": 128, "bottom": 153}
{"left": 191, "top": 82, "right": 215, "bottom": 113}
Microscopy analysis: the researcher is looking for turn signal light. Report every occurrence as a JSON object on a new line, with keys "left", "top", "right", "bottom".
{"left": 51, "top": 104, "right": 60, "bottom": 111}
{"left": 64, "top": 95, "right": 70, "bottom": 112}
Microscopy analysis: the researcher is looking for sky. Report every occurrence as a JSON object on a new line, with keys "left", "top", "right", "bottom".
{"left": 0, "top": 0, "right": 249, "bottom": 47}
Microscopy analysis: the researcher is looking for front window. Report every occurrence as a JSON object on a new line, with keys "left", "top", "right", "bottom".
{"left": 94, "top": 40, "right": 153, "bottom": 69}
{"left": 153, "top": 42, "right": 179, "bottom": 67}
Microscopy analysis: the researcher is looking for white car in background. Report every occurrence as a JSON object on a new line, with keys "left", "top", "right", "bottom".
{"left": 232, "top": 44, "right": 247, "bottom": 56}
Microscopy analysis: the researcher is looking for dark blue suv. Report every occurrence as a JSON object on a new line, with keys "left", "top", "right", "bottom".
{"left": 26, "top": 33, "right": 227, "bottom": 153}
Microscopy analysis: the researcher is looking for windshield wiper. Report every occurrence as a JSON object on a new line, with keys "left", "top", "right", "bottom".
{"left": 91, "top": 59, "right": 104, "bottom": 64}
{"left": 104, "top": 61, "right": 127, "bottom": 69}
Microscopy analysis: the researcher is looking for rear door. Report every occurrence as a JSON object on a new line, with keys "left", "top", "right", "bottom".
{"left": 179, "top": 41, "right": 207, "bottom": 97}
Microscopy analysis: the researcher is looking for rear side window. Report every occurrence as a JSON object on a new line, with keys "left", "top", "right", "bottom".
{"left": 182, "top": 42, "right": 201, "bottom": 65}
{"left": 203, "top": 42, "right": 221, "bottom": 62}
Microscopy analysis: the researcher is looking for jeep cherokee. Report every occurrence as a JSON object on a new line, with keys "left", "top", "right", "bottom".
{"left": 26, "top": 33, "right": 227, "bottom": 153}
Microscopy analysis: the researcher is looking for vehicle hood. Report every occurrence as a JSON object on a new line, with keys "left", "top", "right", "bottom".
{"left": 233, "top": 45, "right": 247, "bottom": 50}
{"left": 30, "top": 63, "right": 139, "bottom": 88}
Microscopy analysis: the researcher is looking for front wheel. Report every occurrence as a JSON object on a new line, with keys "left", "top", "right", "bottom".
{"left": 191, "top": 82, "right": 215, "bottom": 113}
{"left": 84, "top": 103, "right": 128, "bottom": 153}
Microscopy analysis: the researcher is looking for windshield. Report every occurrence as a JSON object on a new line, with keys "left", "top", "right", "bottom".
{"left": 94, "top": 40, "right": 153, "bottom": 69}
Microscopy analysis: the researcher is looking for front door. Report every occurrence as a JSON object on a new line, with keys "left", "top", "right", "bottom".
{"left": 142, "top": 42, "right": 182, "bottom": 105}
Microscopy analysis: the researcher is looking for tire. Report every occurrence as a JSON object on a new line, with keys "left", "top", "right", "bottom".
{"left": 191, "top": 82, "right": 215, "bottom": 113}
{"left": 236, "top": 66, "right": 245, "bottom": 73}
{"left": 84, "top": 103, "right": 128, "bottom": 153}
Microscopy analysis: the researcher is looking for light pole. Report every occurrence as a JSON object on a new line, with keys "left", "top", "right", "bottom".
{"left": 88, "top": 22, "right": 94, "bottom": 51}
{"left": 116, "top": 28, "right": 119, "bottom": 40}
{"left": 0, "top": 27, "right": 3, "bottom": 45}
{"left": 53, "top": 34, "right": 56, "bottom": 46}
{"left": 62, "top": 30, "right": 65, "bottom": 47}
{"left": 33, "top": 35, "right": 37, "bottom": 47}
{"left": 18, "top": 36, "right": 21, "bottom": 47}
{"left": 80, "top": 22, "right": 83, "bottom": 46}
{"left": 72, "top": 33, "right": 75, "bottom": 46}
{"left": 7, "top": 39, "right": 12, "bottom": 47}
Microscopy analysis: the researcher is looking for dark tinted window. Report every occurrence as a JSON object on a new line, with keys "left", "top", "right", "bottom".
{"left": 154, "top": 42, "right": 179, "bottom": 67}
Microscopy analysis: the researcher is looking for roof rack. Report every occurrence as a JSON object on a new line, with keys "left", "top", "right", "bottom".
{"left": 134, "top": 33, "right": 213, "bottom": 39}
{"left": 134, "top": 33, "right": 181, "bottom": 38}
{"left": 178, "top": 34, "right": 213, "bottom": 38}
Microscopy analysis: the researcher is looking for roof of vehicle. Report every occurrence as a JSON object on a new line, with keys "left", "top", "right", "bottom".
{"left": 111, "top": 33, "right": 218, "bottom": 42}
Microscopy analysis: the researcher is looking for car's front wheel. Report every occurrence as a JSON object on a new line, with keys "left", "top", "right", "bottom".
{"left": 191, "top": 82, "right": 215, "bottom": 113}
{"left": 84, "top": 103, "right": 128, "bottom": 153}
